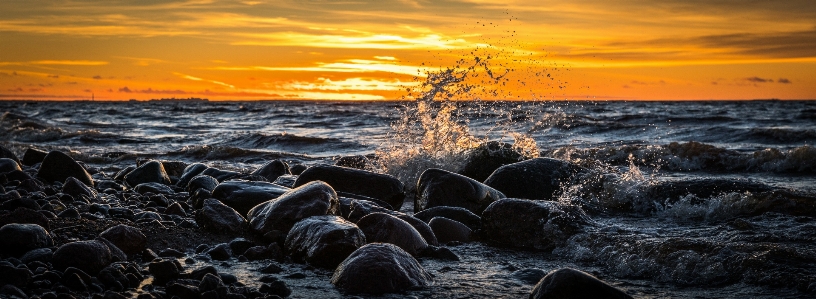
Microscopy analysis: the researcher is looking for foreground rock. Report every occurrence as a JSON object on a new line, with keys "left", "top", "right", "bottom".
{"left": 62, "top": 176, "right": 98, "bottom": 199}
{"left": 0, "top": 145, "right": 20, "bottom": 165}
{"left": 0, "top": 223, "right": 53, "bottom": 256}
{"left": 285, "top": 215, "right": 365, "bottom": 268}
{"left": 99, "top": 224, "right": 146, "bottom": 255}
{"left": 124, "top": 160, "right": 171, "bottom": 187}
{"left": 459, "top": 141, "right": 525, "bottom": 182}
{"left": 294, "top": 165, "right": 405, "bottom": 210}
{"left": 212, "top": 180, "right": 290, "bottom": 216}
{"left": 331, "top": 243, "right": 432, "bottom": 294}
{"left": 22, "top": 148, "right": 48, "bottom": 166}
{"left": 52, "top": 240, "right": 113, "bottom": 274}
{"left": 248, "top": 181, "right": 339, "bottom": 236}
{"left": 429, "top": 217, "right": 472, "bottom": 243}
{"left": 529, "top": 268, "right": 633, "bottom": 299}
{"left": 37, "top": 151, "right": 94, "bottom": 186}
{"left": 0, "top": 158, "right": 21, "bottom": 173}
{"left": 482, "top": 198, "right": 590, "bottom": 251}
{"left": 484, "top": 158, "right": 587, "bottom": 200}
{"left": 414, "top": 206, "right": 482, "bottom": 230}
{"left": 356, "top": 212, "right": 428, "bottom": 256}
{"left": 251, "top": 159, "right": 290, "bottom": 182}
{"left": 416, "top": 168, "right": 505, "bottom": 214}
{"left": 196, "top": 198, "right": 247, "bottom": 234}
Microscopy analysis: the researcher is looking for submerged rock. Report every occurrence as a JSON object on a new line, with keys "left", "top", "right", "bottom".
{"left": 331, "top": 243, "right": 432, "bottom": 294}
{"left": 37, "top": 151, "right": 94, "bottom": 186}
{"left": 285, "top": 215, "right": 365, "bottom": 268}
{"left": 0, "top": 223, "right": 53, "bottom": 257}
{"left": 124, "top": 160, "right": 171, "bottom": 187}
{"left": 251, "top": 160, "right": 290, "bottom": 182}
{"left": 529, "top": 268, "right": 633, "bottom": 299}
{"left": 416, "top": 168, "right": 505, "bottom": 214}
{"left": 482, "top": 198, "right": 590, "bottom": 251}
{"left": 212, "top": 180, "right": 290, "bottom": 216}
{"left": 356, "top": 212, "right": 428, "bottom": 256}
{"left": 248, "top": 181, "right": 339, "bottom": 235}
{"left": 484, "top": 158, "right": 587, "bottom": 200}
{"left": 294, "top": 165, "right": 405, "bottom": 210}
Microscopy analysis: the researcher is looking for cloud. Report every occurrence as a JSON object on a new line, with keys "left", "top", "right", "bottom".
{"left": 746, "top": 76, "right": 773, "bottom": 83}
{"left": 174, "top": 72, "right": 235, "bottom": 88}
{"left": 93, "top": 75, "right": 103, "bottom": 79}
{"left": 212, "top": 59, "right": 424, "bottom": 76}
{"left": 119, "top": 86, "right": 133, "bottom": 92}
{"left": 47, "top": 75, "right": 60, "bottom": 79}
{"left": 778, "top": 78, "right": 792, "bottom": 84}
{"left": 275, "top": 77, "right": 418, "bottom": 91}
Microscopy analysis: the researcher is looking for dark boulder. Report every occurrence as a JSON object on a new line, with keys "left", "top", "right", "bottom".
{"left": 0, "top": 207, "right": 50, "bottom": 229}
{"left": 429, "top": 217, "right": 472, "bottom": 243}
{"left": 99, "top": 224, "right": 146, "bottom": 255}
{"left": 416, "top": 168, "right": 505, "bottom": 214}
{"left": 187, "top": 175, "right": 219, "bottom": 193}
{"left": 529, "top": 268, "right": 633, "bottom": 299}
{"left": 37, "top": 151, "right": 94, "bottom": 186}
{"left": 157, "top": 160, "right": 186, "bottom": 178}
{"left": 331, "top": 243, "right": 432, "bottom": 294}
{"left": 134, "top": 182, "right": 174, "bottom": 195}
{"left": 195, "top": 198, "right": 247, "bottom": 234}
{"left": 62, "top": 176, "right": 98, "bottom": 199}
{"left": 294, "top": 165, "right": 405, "bottom": 210}
{"left": 0, "top": 158, "right": 21, "bottom": 173}
{"left": 482, "top": 198, "right": 590, "bottom": 251}
{"left": 177, "top": 163, "right": 208, "bottom": 187}
{"left": 484, "top": 158, "right": 587, "bottom": 200}
{"left": 356, "top": 212, "right": 428, "bottom": 256}
{"left": 20, "top": 247, "right": 53, "bottom": 264}
{"left": 206, "top": 243, "right": 232, "bottom": 261}
{"left": 52, "top": 240, "right": 112, "bottom": 274}
{"left": 334, "top": 155, "right": 369, "bottom": 169}
{"left": 248, "top": 181, "right": 339, "bottom": 235}
{"left": 285, "top": 215, "right": 366, "bottom": 268}
{"left": 113, "top": 165, "right": 135, "bottom": 181}
{"left": 0, "top": 263, "right": 30, "bottom": 288}
{"left": 289, "top": 164, "right": 307, "bottom": 175}
{"left": 22, "top": 148, "right": 48, "bottom": 166}
{"left": 211, "top": 180, "right": 290, "bottom": 216}
{"left": 459, "top": 141, "right": 525, "bottom": 182}
{"left": 0, "top": 145, "right": 20, "bottom": 165}
{"left": 394, "top": 213, "right": 439, "bottom": 247}
{"left": 0, "top": 223, "right": 53, "bottom": 257}
{"left": 251, "top": 160, "right": 290, "bottom": 182}
{"left": 414, "top": 206, "right": 482, "bottom": 230}
{"left": 124, "top": 160, "right": 170, "bottom": 187}
{"left": 201, "top": 167, "right": 241, "bottom": 182}
{"left": 148, "top": 259, "right": 180, "bottom": 285}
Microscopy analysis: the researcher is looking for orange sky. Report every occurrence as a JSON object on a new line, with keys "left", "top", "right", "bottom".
{"left": 1, "top": 0, "right": 814, "bottom": 100}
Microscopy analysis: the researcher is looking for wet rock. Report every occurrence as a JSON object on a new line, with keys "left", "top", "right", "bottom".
{"left": 159, "top": 248, "right": 185, "bottom": 258}
{"left": 248, "top": 181, "right": 339, "bottom": 235}
{"left": 259, "top": 279, "right": 291, "bottom": 298}
{"left": 429, "top": 217, "right": 472, "bottom": 243}
{"left": 484, "top": 158, "right": 587, "bottom": 200}
{"left": 211, "top": 180, "right": 290, "bottom": 216}
{"left": 206, "top": 243, "right": 232, "bottom": 261}
{"left": 177, "top": 163, "right": 208, "bottom": 187}
{"left": 0, "top": 263, "right": 30, "bottom": 288}
{"left": 0, "top": 207, "right": 50, "bottom": 229}
{"left": 420, "top": 246, "right": 459, "bottom": 261}
{"left": 0, "top": 223, "right": 53, "bottom": 257}
{"left": 0, "top": 158, "right": 21, "bottom": 173}
{"left": 165, "top": 202, "right": 187, "bottom": 216}
{"left": 228, "top": 238, "right": 253, "bottom": 256}
{"left": 113, "top": 165, "right": 135, "bottom": 182}
{"left": 251, "top": 160, "right": 290, "bottom": 182}
{"left": 356, "top": 212, "right": 428, "bottom": 256}
{"left": 459, "top": 141, "right": 525, "bottom": 182}
{"left": 196, "top": 198, "right": 247, "bottom": 234}
{"left": 37, "top": 151, "right": 94, "bottom": 186}
{"left": 285, "top": 215, "right": 365, "bottom": 268}
{"left": 414, "top": 206, "right": 482, "bottom": 230}
{"left": 96, "top": 180, "right": 125, "bottom": 192}
{"left": 529, "top": 268, "right": 633, "bottom": 299}
{"left": 0, "top": 145, "right": 20, "bottom": 165}
{"left": 96, "top": 236, "right": 128, "bottom": 262}
{"left": 394, "top": 213, "right": 439, "bottom": 246}
{"left": 289, "top": 164, "right": 307, "bottom": 175}
{"left": 334, "top": 155, "right": 369, "bottom": 169}
{"left": 512, "top": 268, "right": 547, "bottom": 285}
{"left": 0, "top": 284, "right": 27, "bottom": 298}
{"left": 259, "top": 263, "right": 283, "bottom": 274}
{"left": 201, "top": 167, "right": 241, "bottom": 182}
{"left": 187, "top": 175, "right": 219, "bottom": 193}
{"left": 157, "top": 160, "right": 187, "bottom": 178}
{"left": 199, "top": 273, "right": 223, "bottom": 293}
{"left": 482, "top": 198, "right": 590, "bottom": 251}
{"left": 52, "top": 240, "right": 112, "bottom": 274}
{"left": 134, "top": 182, "right": 174, "bottom": 194}
{"left": 22, "top": 148, "right": 48, "bottom": 166}
{"left": 61, "top": 177, "right": 97, "bottom": 199}
{"left": 124, "top": 160, "right": 171, "bottom": 188}
{"left": 294, "top": 165, "right": 405, "bottom": 210}
{"left": 20, "top": 248, "right": 53, "bottom": 264}
{"left": 58, "top": 208, "right": 81, "bottom": 219}
{"left": 345, "top": 199, "right": 394, "bottom": 223}
{"left": 99, "top": 224, "right": 146, "bottom": 255}
{"left": 417, "top": 168, "right": 505, "bottom": 214}
{"left": 148, "top": 259, "right": 180, "bottom": 285}
{"left": 331, "top": 243, "right": 432, "bottom": 294}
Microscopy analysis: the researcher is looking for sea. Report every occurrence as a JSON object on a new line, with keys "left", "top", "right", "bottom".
{"left": 1, "top": 99, "right": 815, "bottom": 298}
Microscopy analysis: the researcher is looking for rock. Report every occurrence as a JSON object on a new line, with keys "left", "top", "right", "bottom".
{"left": 294, "top": 165, "right": 405, "bottom": 210}
{"left": 0, "top": 223, "right": 53, "bottom": 257}
{"left": 513, "top": 268, "right": 547, "bottom": 285}
{"left": 61, "top": 177, "right": 98, "bottom": 199}
{"left": 148, "top": 259, "right": 180, "bottom": 285}
{"left": 481, "top": 198, "right": 590, "bottom": 251}
{"left": 96, "top": 236, "right": 128, "bottom": 262}
{"left": 124, "top": 160, "right": 170, "bottom": 188}
{"left": 484, "top": 158, "right": 587, "bottom": 200}
{"left": 414, "top": 206, "right": 482, "bottom": 230}
{"left": 529, "top": 268, "right": 633, "bottom": 299}
{"left": 331, "top": 243, "right": 432, "bottom": 294}
{"left": 113, "top": 165, "right": 135, "bottom": 181}
{"left": 96, "top": 180, "right": 125, "bottom": 191}
{"left": 393, "top": 213, "right": 439, "bottom": 247}
{"left": 199, "top": 273, "right": 223, "bottom": 293}
{"left": 248, "top": 181, "right": 339, "bottom": 235}
{"left": 289, "top": 164, "right": 307, "bottom": 175}
{"left": 228, "top": 238, "right": 253, "bottom": 256}
{"left": 251, "top": 160, "right": 290, "bottom": 182}
{"left": 0, "top": 263, "right": 31, "bottom": 288}
{"left": 206, "top": 243, "right": 232, "bottom": 261}
{"left": 429, "top": 217, "right": 472, "bottom": 243}
{"left": 0, "top": 207, "right": 50, "bottom": 229}
{"left": 20, "top": 248, "right": 53, "bottom": 264}
{"left": 158, "top": 160, "right": 187, "bottom": 178}
{"left": 334, "top": 155, "right": 369, "bottom": 169}
{"left": 201, "top": 167, "right": 241, "bottom": 182}
{"left": 99, "top": 225, "right": 146, "bottom": 255}
{"left": 244, "top": 244, "right": 283, "bottom": 261}
{"left": 37, "top": 151, "right": 94, "bottom": 186}
{"left": 345, "top": 199, "right": 394, "bottom": 223}
{"left": 0, "top": 145, "right": 20, "bottom": 165}
{"left": 459, "top": 141, "right": 525, "bottom": 182}
{"left": 211, "top": 180, "right": 290, "bottom": 216}
{"left": 52, "top": 240, "right": 112, "bottom": 274}
{"left": 166, "top": 281, "right": 201, "bottom": 299}
{"left": 196, "top": 198, "right": 247, "bottom": 234}
{"left": 0, "top": 158, "right": 21, "bottom": 173}
{"left": 159, "top": 248, "right": 185, "bottom": 258}
{"left": 356, "top": 213, "right": 428, "bottom": 256}
{"left": 260, "top": 279, "right": 292, "bottom": 298}
{"left": 272, "top": 174, "right": 297, "bottom": 188}
{"left": 285, "top": 215, "right": 365, "bottom": 268}
{"left": 187, "top": 175, "right": 219, "bottom": 193}
{"left": 22, "top": 148, "right": 48, "bottom": 166}
{"left": 0, "top": 284, "right": 27, "bottom": 298}
{"left": 134, "top": 182, "right": 174, "bottom": 194}
{"left": 416, "top": 168, "right": 505, "bottom": 214}
{"left": 177, "top": 163, "right": 208, "bottom": 187}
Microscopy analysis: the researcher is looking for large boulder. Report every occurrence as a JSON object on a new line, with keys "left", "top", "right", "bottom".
{"left": 177, "top": 163, "right": 208, "bottom": 187}
{"left": 52, "top": 240, "right": 112, "bottom": 274}
{"left": 22, "top": 148, "right": 48, "bottom": 166}
{"left": 99, "top": 225, "right": 146, "bottom": 255}
{"left": 196, "top": 198, "right": 247, "bottom": 234}
{"left": 459, "top": 141, "right": 525, "bottom": 182}
{"left": 212, "top": 180, "right": 290, "bottom": 216}
{"left": 248, "top": 181, "right": 339, "bottom": 235}
{"left": 62, "top": 176, "right": 98, "bottom": 199}
{"left": 484, "top": 158, "right": 587, "bottom": 200}
{"left": 285, "top": 215, "right": 365, "bottom": 268}
{"left": 481, "top": 198, "right": 590, "bottom": 251}
{"left": 356, "top": 213, "right": 428, "bottom": 256}
{"left": 124, "top": 160, "right": 171, "bottom": 187}
{"left": 186, "top": 175, "right": 219, "bottom": 193}
{"left": 529, "top": 268, "right": 633, "bottom": 299}
{"left": 416, "top": 168, "right": 505, "bottom": 214}
{"left": 429, "top": 217, "right": 472, "bottom": 243}
{"left": 414, "top": 206, "right": 482, "bottom": 230}
{"left": 251, "top": 160, "right": 290, "bottom": 182}
{"left": 0, "top": 223, "right": 53, "bottom": 257}
{"left": 331, "top": 243, "right": 432, "bottom": 294}
{"left": 0, "top": 158, "right": 21, "bottom": 173}
{"left": 294, "top": 165, "right": 405, "bottom": 210}
{"left": 37, "top": 151, "right": 94, "bottom": 186}
{"left": 0, "top": 145, "right": 20, "bottom": 165}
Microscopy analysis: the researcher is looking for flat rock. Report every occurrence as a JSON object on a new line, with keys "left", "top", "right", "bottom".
{"left": 285, "top": 215, "right": 365, "bottom": 268}
{"left": 530, "top": 268, "right": 633, "bottom": 299}
{"left": 124, "top": 160, "right": 171, "bottom": 187}
{"left": 133, "top": 182, "right": 175, "bottom": 194}
{"left": 99, "top": 224, "right": 146, "bottom": 255}
{"left": 0, "top": 223, "right": 53, "bottom": 257}
{"left": 484, "top": 158, "right": 587, "bottom": 200}
{"left": 52, "top": 240, "right": 113, "bottom": 274}
{"left": 481, "top": 198, "right": 590, "bottom": 251}
{"left": 294, "top": 165, "right": 405, "bottom": 210}
{"left": 356, "top": 212, "right": 428, "bottom": 256}
{"left": 331, "top": 243, "right": 432, "bottom": 294}
{"left": 248, "top": 181, "right": 339, "bottom": 235}
{"left": 212, "top": 180, "right": 290, "bottom": 216}
{"left": 37, "top": 151, "right": 94, "bottom": 186}
{"left": 416, "top": 168, "right": 505, "bottom": 214}
{"left": 196, "top": 198, "right": 247, "bottom": 234}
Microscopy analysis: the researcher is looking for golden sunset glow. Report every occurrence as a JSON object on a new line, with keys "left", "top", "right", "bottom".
{"left": 1, "top": 0, "right": 814, "bottom": 100}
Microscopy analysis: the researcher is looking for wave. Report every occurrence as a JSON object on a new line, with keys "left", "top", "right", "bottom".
{"left": 221, "top": 132, "right": 367, "bottom": 153}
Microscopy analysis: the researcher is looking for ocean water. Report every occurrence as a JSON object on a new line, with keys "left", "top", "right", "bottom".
{"left": 2, "top": 99, "right": 816, "bottom": 298}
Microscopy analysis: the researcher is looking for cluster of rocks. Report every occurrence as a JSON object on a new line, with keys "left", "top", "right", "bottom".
{"left": 0, "top": 143, "right": 634, "bottom": 298}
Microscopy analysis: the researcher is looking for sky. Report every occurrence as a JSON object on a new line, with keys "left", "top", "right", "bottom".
{"left": 0, "top": 0, "right": 814, "bottom": 101}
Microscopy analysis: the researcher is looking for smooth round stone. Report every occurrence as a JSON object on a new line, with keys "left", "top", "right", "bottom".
{"left": 0, "top": 158, "right": 21, "bottom": 173}
{"left": 481, "top": 198, "right": 590, "bottom": 251}
{"left": 530, "top": 268, "right": 633, "bottom": 299}
{"left": 285, "top": 215, "right": 365, "bottom": 268}
{"left": 247, "top": 181, "right": 339, "bottom": 235}
{"left": 416, "top": 168, "right": 505, "bottom": 214}
{"left": 37, "top": 151, "right": 94, "bottom": 186}
{"left": 293, "top": 165, "right": 405, "bottom": 210}
{"left": 251, "top": 160, "right": 290, "bottom": 182}
{"left": 124, "top": 160, "right": 171, "bottom": 187}
{"left": 52, "top": 240, "right": 113, "bottom": 274}
{"left": 99, "top": 224, "right": 146, "bottom": 255}
{"left": 414, "top": 206, "right": 482, "bottom": 230}
{"left": 356, "top": 212, "right": 428, "bottom": 256}
{"left": 212, "top": 180, "right": 290, "bottom": 216}
{"left": 0, "top": 223, "right": 53, "bottom": 257}
{"left": 331, "top": 243, "right": 432, "bottom": 294}
{"left": 186, "top": 175, "right": 219, "bottom": 193}
{"left": 484, "top": 158, "right": 587, "bottom": 201}
{"left": 196, "top": 198, "right": 247, "bottom": 234}
{"left": 428, "top": 216, "right": 472, "bottom": 243}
